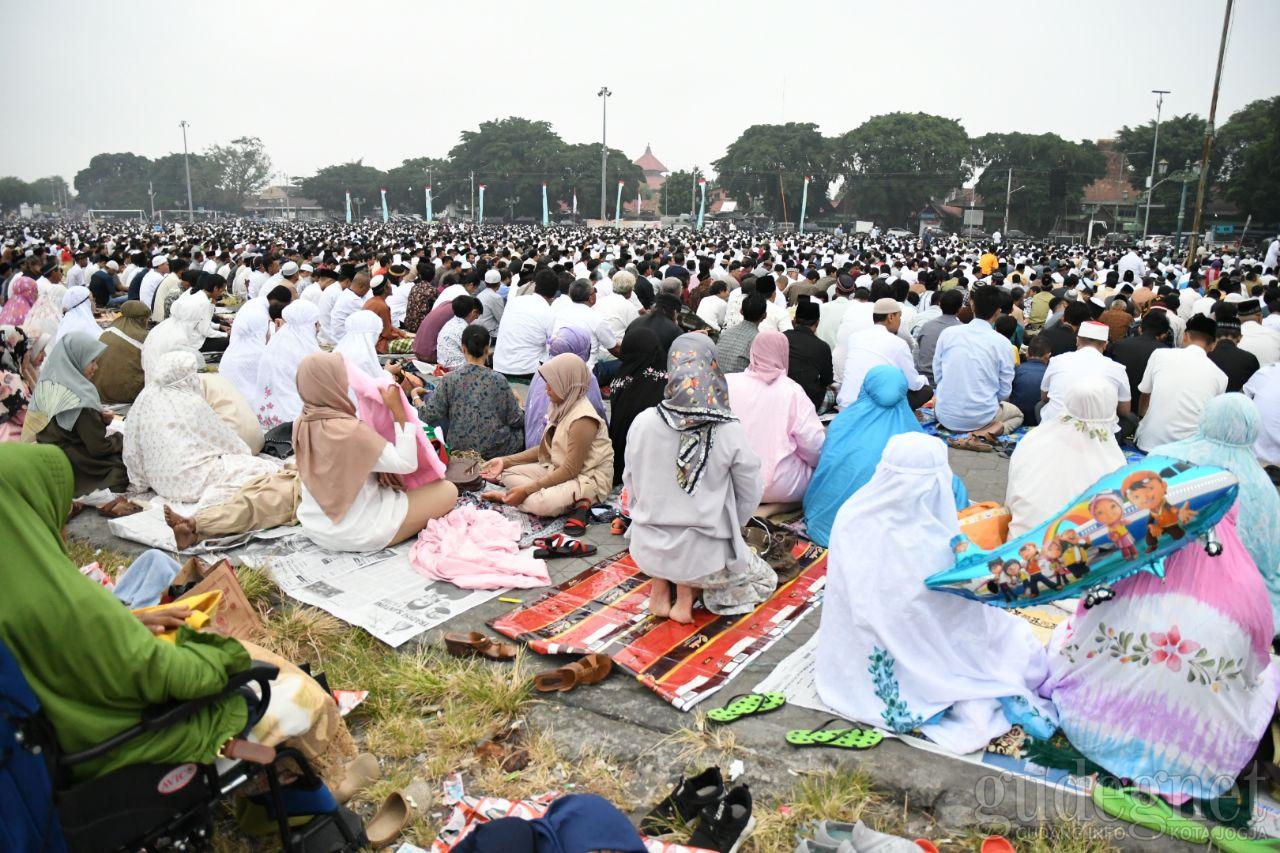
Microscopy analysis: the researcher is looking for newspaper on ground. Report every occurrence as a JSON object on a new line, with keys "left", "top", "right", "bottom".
{"left": 237, "top": 533, "right": 505, "bottom": 647}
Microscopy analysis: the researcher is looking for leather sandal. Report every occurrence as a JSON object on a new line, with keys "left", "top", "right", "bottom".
{"left": 333, "top": 753, "right": 381, "bottom": 805}
{"left": 443, "top": 631, "right": 519, "bottom": 661}
{"left": 564, "top": 499, "right": 592, "bottom": 535}
{"left": 532, "top": 652, "right": 612, "bottom": 693}
{"left": 366, "top": 791, "right": 411, "bottom": 848}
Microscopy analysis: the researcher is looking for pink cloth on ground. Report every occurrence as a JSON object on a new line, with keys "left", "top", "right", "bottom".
{"left": 344, "top": 355, "right": 447, "bottom": 490}
{"left": 409, "top": 504, "right": 551, "bottom": 589}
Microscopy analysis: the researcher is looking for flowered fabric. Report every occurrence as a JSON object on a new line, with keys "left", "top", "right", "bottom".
{"left": 1045, "top": 506, "right": 1280, "bottom": 799}
{"left": 0, "top": 277, "right": 37, "bottom": 325}
{"left": 418, "top": 363, "right": 524, "bottom": 459}
{"left": 0, "top": 326, "right": 35, "bottom": 434}
{"left": 254, "top": 301, "right": 319, "bottom": 428}
{"left": 655, "top": 333, "right": 737, "bottom": 495}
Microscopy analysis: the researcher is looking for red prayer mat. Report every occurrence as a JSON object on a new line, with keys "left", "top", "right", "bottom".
{"left": 489, "top": 542, "right": 828, "bottom": 710}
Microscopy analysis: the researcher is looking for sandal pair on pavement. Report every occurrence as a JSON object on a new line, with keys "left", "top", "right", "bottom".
{"left": 531, "top": 532, "right": 596, "bottom": 559}
{"left": 443, "top": 631, "right": 518, "bottom": 661}
{"left": 532, "top": 652, "right": 612, "bottom": 693}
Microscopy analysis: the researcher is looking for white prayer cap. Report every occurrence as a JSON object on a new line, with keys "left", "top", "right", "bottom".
{"left": 152, "top": 254, "right": 168, "bottom": 267}
{"left": 281, "top": 261, "right": 300, "bottom": 276}
{"left": 300, "top": 263, "right": 314, "bottom": 273}
{"left": 370, "top": 274, "right": 385, "bottom": 288}
{"left": 1078, "top": 321, "right": 1110, "bottom": 342}
{"left": 1224, "top": 292, "right": 1244, "bottom": 304}
{"left": 106, "top": 260, "right": 119, "bottom": 271}
{"left": 484, "top": 269, "right": 501, "bottom": 284}
{"left": 460, "top": 261, "right": 472, "bottom": 270}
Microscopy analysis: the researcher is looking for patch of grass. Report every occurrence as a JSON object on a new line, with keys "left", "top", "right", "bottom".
{"left": 948, "top": 823, "right": 1119, "bottom": 853}
{"left": 660, "top": 711, "right": 746, "bottom": 768}
{"left": 744, "top": 769, "right": 882, "bottom": 853}
{"left": 65, "top": 538, "right": 134, "bottom": 580}
{"left": 234, "top": 564, "right": 276, "bottom": 609}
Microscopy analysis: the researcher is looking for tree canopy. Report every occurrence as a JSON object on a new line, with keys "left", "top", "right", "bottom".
{"left": 712, "top": 123, "right": 834, "bottom": 222}
{"left": 1216, "top": 96, "right": 1280, "bottom": 224}
{"left": 970, "top": 133, "right": 1107, "bottom": 235}
{"left": 838, "top": 113, "right": 971, "bottom": 226}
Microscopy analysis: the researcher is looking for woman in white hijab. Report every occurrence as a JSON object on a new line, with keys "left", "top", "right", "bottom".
{"left": 141, "top": 296, "right": 212, "bottom": 383}
{"left": 255, "top": 300, "right": 319, "bottom": 428}
{"left": 217, "top": 301, "right": 270, "bottom": 409}
{"left": 334, "top": 309, "right": 384, "bottom": 380}
{"left": 1004, "top": 378, "right": 1127, "bottom": 538}
{"left": 124, "top": 351, "right": 279, "bottom": 505}
{"left": 24, "top": 281, "right": 66, "bottom": 341}
{"left": 815, "top": 432, "right": 1057, "bottom": 754}
{"left": 53, "top": 286, "right": 100, "bottom": 345}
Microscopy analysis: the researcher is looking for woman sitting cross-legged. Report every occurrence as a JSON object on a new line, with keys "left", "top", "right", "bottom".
{"left": 25, "top": 331, "right": 129, "bottom": 496}
{"left": 624, "top": 333, "right": 777, "bottom": 624}
{"left": 294, "top": 352, "right": 457, "bottom": 551}
{"left": 480, "top": 353, "right": 614, "bottom": 524}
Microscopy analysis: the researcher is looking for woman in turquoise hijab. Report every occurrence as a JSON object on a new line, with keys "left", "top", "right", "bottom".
{"left": 1150, "top": 393, "right": 1280, "bottom": 633}
{"left": 804, "top": 366, "right": 968, "bottom": 547}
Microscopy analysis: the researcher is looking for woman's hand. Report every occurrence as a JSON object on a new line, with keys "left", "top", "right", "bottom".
{"left": 380, "top": 385, "right": 406, "bottom": 425}
{"left": 479, "top": 458, "right": 505, "bottom": 480}
{"left": 377, "top": 472, "right": 405, "bottom": 491}
{"left": 136, "top": 605, "right": 192, "bottom": 635}
{"left": 100, "top": 410, "right": 115, "bottom": 425}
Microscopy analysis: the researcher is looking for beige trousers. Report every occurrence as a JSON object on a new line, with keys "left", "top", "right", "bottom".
{"left": 500, "top": 463, "right": 585, "bottom": 518}
{"left": 193, "top": 468, "right": 301, "bottom": 538}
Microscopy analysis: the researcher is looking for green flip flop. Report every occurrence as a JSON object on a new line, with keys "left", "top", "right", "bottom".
{"left": 1210, "top": 827, "right": 1280, "bottom": 852}
{"left": 1091, "top": 785, "right": 1211, "bottom": 845}
{"left": 706, "top": 692, "right": 787, "bottom": 725}
{"left": 785, "top": 718, "right": 883, "bottom": 750}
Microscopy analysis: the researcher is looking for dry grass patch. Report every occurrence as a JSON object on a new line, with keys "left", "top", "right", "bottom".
{"left": 745, "top": 769, "right": 884, "bottom": 853}
{"left": 946, "top": 823, "right": 1119, "bottom": 853}
{"left": 65, "top": 538, "right": 134, "bottom": 579}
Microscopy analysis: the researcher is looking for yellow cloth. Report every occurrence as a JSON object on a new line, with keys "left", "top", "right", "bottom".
{"left": 131, "top": 590, "right": 223, "bottom": 643}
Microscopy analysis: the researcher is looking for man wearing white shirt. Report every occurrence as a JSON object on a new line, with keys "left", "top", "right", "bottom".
{"left": 836, "top": 298, "right": 931, "bottom": 409}
{"left": 494, "top": 272, "right": 559, "bottom": 381}
{"left": 1135, "top": 313, "right": 1228, "bottom": 451}
{"left": 816, "top": 275, "right": 856, "bottom": 349}
{"left": 139, "top": 254, "right": 168, "bottom": 311}
{"left": 316, "top": 268, "right": 349, "bottom": 345}
{"left": 553, "top": 280, "right": 618, "bottom": 368}
{"left": 695, "top": 280, "right": 730, "bottom": 331}
{"left": 65, "top": 252, "right": 90, "bottom": 290}
{"left": 1244, "top": 363, "right": 1280, "bottom": 467}
{"left": 594, "top": 270, "right": 640, "bottom": 343}
{"left": 330, "top": 271, "right": 371, "bottom": 342}
{"left": 1237, "top": 299, "right": 1280, "bottom": 366}
{"left": 723, "top": 275, "right": 792, "bottom": 332}
{"left": 1038, "top": 321, "right": 1131, "bottom": 429}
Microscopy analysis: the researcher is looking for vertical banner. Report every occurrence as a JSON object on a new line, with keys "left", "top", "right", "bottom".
{"left": 697, "top": 178, "right": 707, "bottom": 231}
{"left": 478, "top": 184, "right": 486, "bottom": 224}
{"left": 345, "top": 191, "right": 352, "bottom": 224}
{"left": 614, "top": 180, "right": 624, "bottom": 226}
{"left": 380, "top": 188, "right": 389, "bottom": 222}
{"left": 541, "top": 182, "right": 549, "bottom": 227}
{"left": 425, "top": 186, "right": 433, "bottom": 222}
{"left": 799, "top": 176, "right": 810, "bottom": 235}
{"left": 572, "top": 189, "right": 578, "bottom": 217}
{"left": 637, "top": 190, "right": 642, "bottom": 220}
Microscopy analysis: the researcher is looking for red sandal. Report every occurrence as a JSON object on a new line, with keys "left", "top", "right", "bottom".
{"left": 564, "top": 499, "right": 592, "bottom": 535}
{"left": 532, "top": 533, "right": 597, "bottom": 559}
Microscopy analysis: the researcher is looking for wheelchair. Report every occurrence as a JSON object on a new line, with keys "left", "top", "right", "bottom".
{"left": 1, "top": 641, "right": 366, "bottom": 852}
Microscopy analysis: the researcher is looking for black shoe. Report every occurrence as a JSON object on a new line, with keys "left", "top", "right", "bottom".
{"left": 687, "top": 784, "right": 754, "bottom": 853}
{"left": 639, "top": 766, "right": 725, "bottom": 833}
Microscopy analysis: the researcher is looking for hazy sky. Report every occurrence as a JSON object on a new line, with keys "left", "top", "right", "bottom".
{"left": 3, "top": 0, "right": 1277, "bottom": 186}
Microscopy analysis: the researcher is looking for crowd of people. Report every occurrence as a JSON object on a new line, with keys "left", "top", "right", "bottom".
{"left": 4, "top": 215, "right": 1280, "bottom": 842}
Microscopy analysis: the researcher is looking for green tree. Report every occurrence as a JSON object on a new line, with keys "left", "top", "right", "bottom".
{"left": 206, "top": 136, "right": 273, "bottom": 210}
{"left": 1114, "top": 114, "right": 1211, "bottom": 233}
{"left": 713, "top": 122, "right": 833, "bottom": 221}
{"left": 1216, "top": 96, "right": 1280, "bottom": 223}
{"left": 298, "top": 161, "right": 388, "bottom": 217}
{"left": 446, "top": 118, "right": 567, "bottom": 219}
{"left": 837, "top": 112, "right": 970, "bottom": 226}
{"left": 384, "top": 157, "right": 450, "bottom": 214}
{"left": 149, "top": 153, "right": 229, "bottom": 211}
{"left": 74, "top": 152, "right": 153, "bottom": 210}
{"left": 555, "top": 143, "right": 645, "bottom": 220}
{"left": 26, "top": 176, "right": 71, "bottom": 211}
{"left": 661, "top": 168, "right": 706, "bottom": 218}
{"left": 970, "top": 133, "right": 1107, "bottom": 235}
{"left": 0, "top": 177, "right": 32, "bottom": 212}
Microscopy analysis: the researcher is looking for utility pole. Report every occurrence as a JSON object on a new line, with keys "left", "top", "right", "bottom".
{"left": 1002, "top": 167, "right": 1013, "bottom": 235}
{"left": 1143, "top": 89, "right": 1170, "bottom": 241}
{"left": 1186, "top": 0, "right": 1233, "bottom": 265}
{"left": 470, "top": 170, "right": 476, "bottom": 223}
{"left": 598, "top": 86, "right": 611, "bottom": 221}
{"left": 179, "top": 120, "right": 194, "bottom": 222}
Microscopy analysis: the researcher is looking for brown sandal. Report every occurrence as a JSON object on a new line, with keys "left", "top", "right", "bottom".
{"left": 533, "top": 653, "right": 613, "bottom": 693}
{"left": 443, "top": 631, "right": 519, "bottom": 661}
{"left": 97, "top": 496, "right": 144, "bottom": 518}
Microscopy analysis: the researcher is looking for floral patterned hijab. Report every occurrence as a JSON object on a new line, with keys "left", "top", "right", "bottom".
{"left": 656, "top": 332, "right": 737, "bottom": 494}
{"left": 0, "top": 326, "right": 33, "bottom": 427}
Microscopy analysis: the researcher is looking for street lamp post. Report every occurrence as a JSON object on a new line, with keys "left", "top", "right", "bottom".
{"left": 179, "top": 120, "right": 194, "bottom": 222}
{"left": 1142, "top": 89, "right": 1170, "bottom": 241}
{"left": 1175, "top": 161, "right": 1200, "bottom": 253}
{"left": 597, "top": 86, "right": 611, "bottom": 222}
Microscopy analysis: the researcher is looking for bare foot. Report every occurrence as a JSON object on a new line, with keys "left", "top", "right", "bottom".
{"left": 668, "top": 599, "right": 695, "bottom": 624}
{"left": 649, "top": 579, "right": 671, "bottom": 618}
{"left": 164, "top": 505, "right": 199, "bottom": 550}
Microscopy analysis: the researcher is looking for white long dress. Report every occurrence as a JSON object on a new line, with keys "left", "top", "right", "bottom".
{"left": 296, "top": 422, "right": 418, "bottom": 551}
{"left": 815, "top": 432, "right": 1057, "bottom": 754}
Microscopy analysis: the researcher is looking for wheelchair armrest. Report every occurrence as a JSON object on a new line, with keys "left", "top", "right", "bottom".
{"left": 60, "top": 662, "right": 280, "bottom": 769}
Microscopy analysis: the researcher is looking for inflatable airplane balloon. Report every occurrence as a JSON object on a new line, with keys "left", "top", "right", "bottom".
{"left": 926, "top": 457, "right": 1238, "bottom": 609}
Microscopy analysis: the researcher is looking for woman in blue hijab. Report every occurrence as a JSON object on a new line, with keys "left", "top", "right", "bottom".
{"left": 804, "top": 365, "right": 968, "bottom": 546}
{"left": 1150, "top": 393, "right": 1280, "bottom": 633}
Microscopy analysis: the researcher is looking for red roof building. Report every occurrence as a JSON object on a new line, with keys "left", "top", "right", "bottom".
{"left": 634, "top": 144, "right": 669, "bottom": 192}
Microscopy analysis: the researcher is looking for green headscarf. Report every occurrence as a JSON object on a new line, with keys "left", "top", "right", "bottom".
{"left": 0, "top": 443, "right": 250, "bottom": 780}
{"left": 28, "top": 331, "right": 107, "bottom": 431}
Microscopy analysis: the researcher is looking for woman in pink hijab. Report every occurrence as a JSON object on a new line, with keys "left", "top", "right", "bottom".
{"left": 0, "top": 277, "right": 38, "bottom": 325}
{"left": 725, "top": 330, "right": 825, "bottom": 506}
